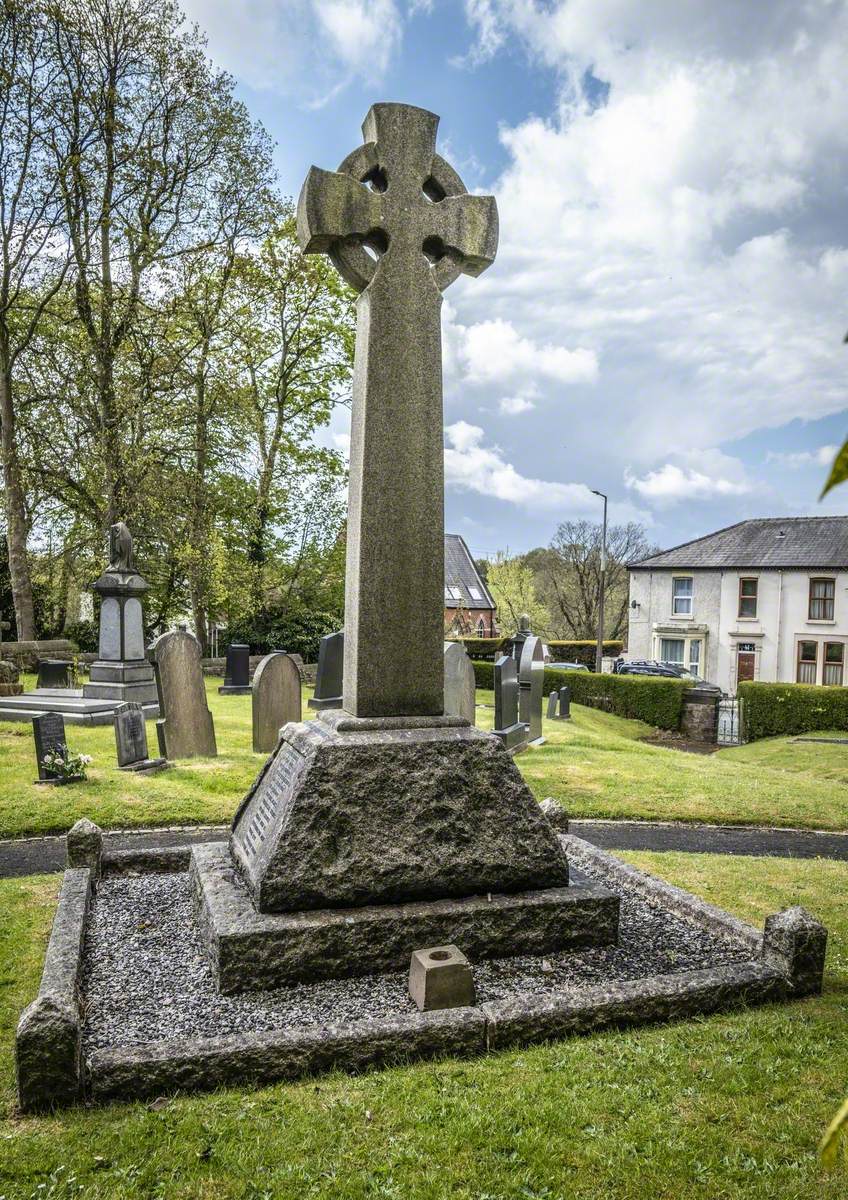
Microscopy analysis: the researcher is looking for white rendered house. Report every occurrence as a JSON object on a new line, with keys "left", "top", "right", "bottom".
{"left": 627, "top": 517, "right": 848, "bottom": 694}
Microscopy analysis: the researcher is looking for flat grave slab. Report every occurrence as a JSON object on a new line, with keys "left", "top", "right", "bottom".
{"left": 0, "top": 689, "right": 158, "bottom": 725}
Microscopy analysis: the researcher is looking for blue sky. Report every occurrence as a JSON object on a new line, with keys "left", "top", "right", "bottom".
{"left": 185, "top": 0, "right": 848, "bottom": 559}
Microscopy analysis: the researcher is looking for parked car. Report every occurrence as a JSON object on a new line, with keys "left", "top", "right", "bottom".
{"left": 618, "top": 659, "right": 716, "bottom": 688}
{"left": 548, "top": 661, "right": 591, "bottom": 672}
{"left": 617, "top": 662, "right": 682, "bottom": 679}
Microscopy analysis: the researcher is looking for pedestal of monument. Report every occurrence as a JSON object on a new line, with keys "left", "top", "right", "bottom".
{"left": 193, "top": 709, "right": 619, "bottom": 992}
{"left": 0, "top": 525, "right": 159, "bottom": 725}
{"left": 82, "top": 565, "right": 158, "bottom": 708}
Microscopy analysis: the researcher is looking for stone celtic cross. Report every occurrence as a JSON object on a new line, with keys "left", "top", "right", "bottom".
{"left": 298, "top": 103, "right": 498, "bottom": 718}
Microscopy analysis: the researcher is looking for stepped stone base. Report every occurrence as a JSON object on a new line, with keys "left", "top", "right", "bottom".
{"left": 191, "top": 842, "right": 619, "bottom": 992}
{"left": 83, "top": 659, "right": 158, "bottom": 705}
{"left": 231, "top": 712, "right": 570, "bottom": 914}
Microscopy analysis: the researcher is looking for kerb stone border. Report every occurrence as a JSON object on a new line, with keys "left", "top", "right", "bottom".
{"left": 562, "top": 834, "right": 763, "bottom": 951}
{"left": 15, "top": 867, "right": 92, "bottom": 1111}
{"left": 15, "top": 840, "right": 828, "bottom": 1109}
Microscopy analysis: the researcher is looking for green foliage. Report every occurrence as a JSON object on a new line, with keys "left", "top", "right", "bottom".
{"left": 548, "top": 669, "right": 686, "bottom": 729}
{"left": 821, "top": 1095, "right": 848, "bottom": 1167}
{"left": 486, "top": 551, "right": 551, "bottom": 636}
{"left": 472, "top": 661, "right": 683, "bottom": 728}
{"left": 472, "top": 660, "right": 495, "bottom": 688}
{"left": 738, "top": 680, "right": 848, "bottom": 740}
{"left": 224, "top": 607, "right": 341, "bottom": 661}
{"left": 821, "top": 440, "right": 848, "bottom": 498}
{"left": 548, "top": 640, "right": 624, "bottom": 666}
{"left": 62, "top": 620, "right": 97, "bottom": 653}
{"left": 447, "top": 637, "right": 508, "bottom": 660}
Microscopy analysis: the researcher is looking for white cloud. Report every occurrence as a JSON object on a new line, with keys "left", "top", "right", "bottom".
{"left": 182, "top": 0, "right": 402, "bottom": 100}
{"left": 444, "top": 421, "right": 597, "bottom": 511}
{"left": 458, "top": 317, "right": 599, "bottom": 386}
{"left": 625, "top": 448, "right": 754, "bottom": 504}
{"left": 499, "top": 394, "right": 536, "bottom": 415}
{"left": 314, "top": 0, "right": 401, "bottom": 76}
{"left": 443, "top": 0, "right": 848, "bottom": 481}
{"left": 766, "top": 445, "right": 838, "bottom": 469}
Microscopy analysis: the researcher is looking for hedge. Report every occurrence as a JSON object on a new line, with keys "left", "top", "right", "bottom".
{"left": 471, "top": 662, "right": 685, "bottom": 730}
{"left": 738, "top": 681, "right": 848, "bottom": 741}
{"left": 547, "top": 640, "right": 624, "bottom": 668}
{"left": 449, "top": 638, "right": 625, "bottom": 665}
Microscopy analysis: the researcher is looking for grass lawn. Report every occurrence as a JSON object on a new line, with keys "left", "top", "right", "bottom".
{"left": 1, "top": 852, "right": 846, "bottom": 1198}
{"left": 0, "top": 681, "right": 846, "bottom": 838}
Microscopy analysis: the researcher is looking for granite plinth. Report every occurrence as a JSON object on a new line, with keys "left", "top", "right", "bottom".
{"left": 230, "top": 713, "right": 569, "bottom": 913}
{"left": 192, "top": 841, "right": 619, "bottom": 993}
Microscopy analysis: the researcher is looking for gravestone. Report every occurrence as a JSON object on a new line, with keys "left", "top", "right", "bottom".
{"left": 547, "top": 690, "right": 558, "bottom": 719}
{"left": 214, "top": 103, "right": 577, "bottom": 967}
{"left": 32, "top": 712, "right": 68, "bottom": 783}
{"left": 149, "top": 629, "right": 217, "bottom": 760}
{"left": 113, "top": 702, "right": 168, "bottom": 772}
{"left": 492, "top": 654, "right": 527, "bottom": 752}
{"left": 307, "top": 631, "right": 343, "bottom": 710}
{"left": 82, "top": 522, "right": 158, "bottom": 708}
{"left": 37, "top": 660, "right": 73, "bottom": 689}
{"left": 219, "top": 644, "right": 251, "bottom": 695}
{"left": 443, "top": 641, "right": 476, "bottom": 725}
{"left": 559, "top": 686, "right": 571, "bottom": 720}
{"left": 507, "top": 613, "right": 533, "bottom": 661}
{"left": 252, "top": 653, "right": 302, "bottom": 754}
{"left": 518, "top": 635, "right": 545, "bottom": 745}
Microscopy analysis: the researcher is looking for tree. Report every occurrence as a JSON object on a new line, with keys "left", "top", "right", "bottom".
{"left": 46, "top": 0, "right": 273, "bottom": 529}
{"left": 486, "top": 551, "right": 551, "bottom": 637}
{"left": 229, "top": 212, "right": 354, "bottom": 611}
{"left": 0, "top": 0, "right": 72, "bottom": 637}
{"left": 529, "top": 520, "right": 656, "bottom": 641}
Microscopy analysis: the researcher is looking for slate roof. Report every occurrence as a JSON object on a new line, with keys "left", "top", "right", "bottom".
{"left": 630, "top": 517, "right": 848, "bottom": 571}
{"left": 444, "top": 534, "right": 496, "bottom": 609}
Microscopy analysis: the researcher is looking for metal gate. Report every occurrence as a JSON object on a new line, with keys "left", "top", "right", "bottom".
{"left": 717, "top": 698, "right": 745, "bottom": 746}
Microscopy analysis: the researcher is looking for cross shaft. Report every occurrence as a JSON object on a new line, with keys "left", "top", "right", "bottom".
{"left": 298, "top": 103, "right": 498, "bottom": 717}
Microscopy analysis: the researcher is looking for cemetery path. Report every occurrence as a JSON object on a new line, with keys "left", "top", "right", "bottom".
{"left": 0, "top": 819, "right": 846, "bottom": 879}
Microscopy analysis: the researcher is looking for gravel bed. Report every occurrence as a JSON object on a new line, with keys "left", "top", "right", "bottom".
{"left": 82, "top": 868, "right": 753, "bottom": 1053}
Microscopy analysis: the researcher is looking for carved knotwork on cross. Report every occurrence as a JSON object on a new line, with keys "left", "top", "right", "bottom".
{"left": 297, "top": 103, "right": 498, "bottom": 719}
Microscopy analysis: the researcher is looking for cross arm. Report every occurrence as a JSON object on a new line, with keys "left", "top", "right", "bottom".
{"left": 432, "top": 193, "right": 499, "bottom": 277}
{"left": 297, "top": 167, "right": 382, "bottom": 254}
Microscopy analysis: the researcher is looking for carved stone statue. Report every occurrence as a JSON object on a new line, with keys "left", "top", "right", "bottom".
{"left": 108, "top": 522, "right": 134, "bottom": 573}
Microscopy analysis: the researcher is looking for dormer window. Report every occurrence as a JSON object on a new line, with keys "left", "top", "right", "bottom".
{"left": 672, "top": 576, "right": 693, "bottom": 616}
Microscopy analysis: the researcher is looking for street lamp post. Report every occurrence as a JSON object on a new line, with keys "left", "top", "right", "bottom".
{"left": 591, "top": 489, "right": 608, "bottom": 674}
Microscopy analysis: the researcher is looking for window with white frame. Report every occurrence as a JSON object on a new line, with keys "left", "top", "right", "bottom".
{"left": 468, "top": 587, "right": 483, "bottom": 602}
{"left": 671, "top": 576, "right": 693, "bottom": 616}
{"left": 476, "top": 617, "right": 486, "bottom": 637}
{"left": 689, "top": 639, "right": 701, "bottom": 676}
{"left": 660, "top": 638, "right": 685, "bottom": 663}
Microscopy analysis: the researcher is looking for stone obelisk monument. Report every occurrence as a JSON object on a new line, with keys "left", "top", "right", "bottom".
{"left": 225, "top": 104, "right": 573, "bottom": 942}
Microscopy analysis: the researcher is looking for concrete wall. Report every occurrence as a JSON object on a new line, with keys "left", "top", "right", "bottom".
{"left": 629, "top": 567, "right": 848, "bottom": 693}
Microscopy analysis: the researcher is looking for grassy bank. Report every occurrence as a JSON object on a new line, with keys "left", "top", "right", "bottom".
{"left": 1, "top": 852, "right": 846, "bottom": 1198}
{"left": 0, "top": 684, "right": 846, "bottom": 838}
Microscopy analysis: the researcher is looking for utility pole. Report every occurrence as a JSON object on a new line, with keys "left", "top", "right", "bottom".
{"left": 591, "top": 489, "right": 608, "bottom": 673}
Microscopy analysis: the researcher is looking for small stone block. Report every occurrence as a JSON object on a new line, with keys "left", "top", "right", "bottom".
{"left": 409, "top": 945, "right": 476, "bottom": 1012}
{"left": 67, "top": 817, "right": 102, "bottom": 875}
{"left": 763, "top": 905, "right": 827, "bottom": 996}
